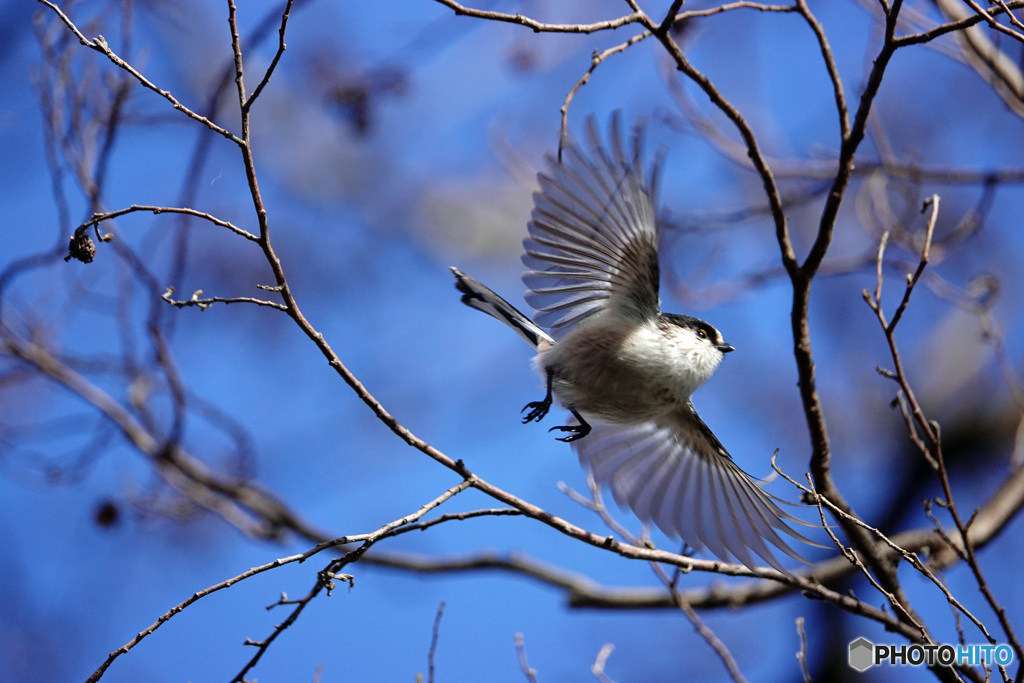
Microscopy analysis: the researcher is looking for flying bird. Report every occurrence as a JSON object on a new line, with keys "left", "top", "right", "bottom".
{"left": 451, "top": 115, "right": 818, "bottom": 571}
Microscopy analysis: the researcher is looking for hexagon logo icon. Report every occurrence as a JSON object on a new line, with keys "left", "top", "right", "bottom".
{"left": 849, "top": 637, "right": 875, "bottom": 672}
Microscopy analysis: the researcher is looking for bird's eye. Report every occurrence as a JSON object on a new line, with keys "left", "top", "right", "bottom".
{"left": 696, "top": 328, "right": 708, "bottom": 339}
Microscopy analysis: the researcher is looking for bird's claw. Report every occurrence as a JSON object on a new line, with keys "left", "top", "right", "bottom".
{"left": 521, "top": 400, "right": 550, "bottom": 424}
{"left": 549, "top": 423, "right": 591, "bottom": 443}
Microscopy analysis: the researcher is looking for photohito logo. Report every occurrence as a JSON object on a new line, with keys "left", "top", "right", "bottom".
{"left": 848, "top": 637, "right": 1014, "bottom": 672}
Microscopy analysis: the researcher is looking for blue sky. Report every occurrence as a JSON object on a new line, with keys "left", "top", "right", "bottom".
{"left": 3, "top": 1, "right": 1024, "bottom": 681}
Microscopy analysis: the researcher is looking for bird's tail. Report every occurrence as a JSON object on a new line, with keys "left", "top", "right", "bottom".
{"left": 450, "top": 267, "right": 554, "bottom": 350}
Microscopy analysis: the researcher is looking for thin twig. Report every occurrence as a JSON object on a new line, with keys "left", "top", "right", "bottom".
{"left": 75, "top": 204, "right": 259, "bottom": 243}
{"left": 85, "top": 548, "right": 312, "bottom": 683}
{"left": 806, "top": 475, "right": 993, "bottom": 643}
{"left": 959, "top": 0, "right": 1024, "bottom": 44}
{"left": 231, "top": 480, "right": 473, "bottom": 681}
{"left": 650, "top": 562, "right": 748, "bottom": 683}
{"left": 889, "top": 196, "right": 939, "bottom": 332}
{"left": 591, "top": 643, "right": 616, "bottom": 683}
{"left": 79, "top": 477, "right": 477, "bottom": 682}
{"left": 35, "top": 0, "right": 241, "bottom": 143}
{"left": 244, "top": 0, "right": 295, "bottom": 112}
{"left": 794, "top": 0, "right": 849, "bottom": 140}
{"left": 992, "top": 0, "right": 1024, "bottom": 31}
{"left": 806, "top": 475, "right": 928, "bottom": 638}
{"left": 431, "top": 0, "right": 642, "bottom": 33}
{"left": 795, "top": 617, "right": 811, "bottom": 683}
{"left": 895, "top": 1, "right": 1024, "bottom": 47}
{"left": 559, "top": 33, "right": 651, "bottom": 160}
{"left": 515, "top": 633, "right": 540, "bottom": 683}
{"left": 427, "top": 601, "right": 446, "bottom": 683}
{"left": 161, "top": 287, "right": 287, "bottom": 312}
{"left": 860, "top": 195, "right": 1024, "bottom": 678}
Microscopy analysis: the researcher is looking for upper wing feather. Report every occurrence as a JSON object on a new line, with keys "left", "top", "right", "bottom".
{"left": 522, "top": 114, "right": 663, "bottom": 338}
{"left": 572, "top": 404, "right": 820, "bottom": 572}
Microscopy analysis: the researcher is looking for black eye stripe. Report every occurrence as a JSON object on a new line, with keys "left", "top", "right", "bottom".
{"left": 694, "top": 322, "right": 716, "bottom": 340}
{"left": 660, "top": 313, "right": 720, "bottom": 343}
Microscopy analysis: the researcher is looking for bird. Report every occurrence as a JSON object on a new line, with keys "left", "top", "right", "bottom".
{"left": 450, "top": 114, "right": 819, "bottom": 572}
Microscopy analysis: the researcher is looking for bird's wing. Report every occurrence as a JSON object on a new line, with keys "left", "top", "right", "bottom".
{"left": 572, "top": 404, "right": 820, "bottom": 572}
{"left": 522, "top": 114, "right": 662, "bottom": 340}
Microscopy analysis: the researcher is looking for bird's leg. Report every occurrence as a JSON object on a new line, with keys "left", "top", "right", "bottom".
{"left": 548, "top": 408, "right": 591, "bottom": 443}
{"left": 522, "top": 368, "right": 555, "bottom": 424}
{"left": 522, "top": 371, "right": 591, "bottom": 442}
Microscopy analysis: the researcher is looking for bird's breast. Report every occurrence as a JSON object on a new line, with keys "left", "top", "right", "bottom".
{"left": 539, "top": 318, "right": 704, "bottom": 423}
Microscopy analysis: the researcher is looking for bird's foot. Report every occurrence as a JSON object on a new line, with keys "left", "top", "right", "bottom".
{"left": 548, "top": 422, "right": 591, "bottom": 443}
{"left": 521, "top": 398, "right": 551, "bottom": 424}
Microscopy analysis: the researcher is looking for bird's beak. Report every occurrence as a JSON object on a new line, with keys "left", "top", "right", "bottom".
{"left": 717, "top": 343, "right": 735, "bottom": 353}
